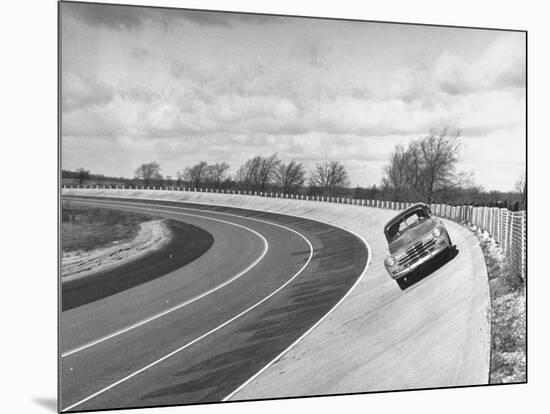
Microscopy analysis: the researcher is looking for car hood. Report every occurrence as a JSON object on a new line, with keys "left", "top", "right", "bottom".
{"left": 388, "top": 219, "right": 437, "bottom": 254}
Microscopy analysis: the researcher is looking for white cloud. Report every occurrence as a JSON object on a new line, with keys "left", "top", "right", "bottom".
{"left": 434, "top": 34, "right": 525, "bottom": 94}
{"left": 62, "top": 72, "right": 115, "bottom": 112}
{"left": 61, "top": 7, "right": 525, "bottom": 191}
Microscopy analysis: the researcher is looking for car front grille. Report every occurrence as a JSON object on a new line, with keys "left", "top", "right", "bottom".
{"left": 397, "top": 239, "right": 437, "bottom": 268}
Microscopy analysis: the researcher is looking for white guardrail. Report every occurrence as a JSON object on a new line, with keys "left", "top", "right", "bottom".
{"left": 63, "top": 184, "right": 527, "bottom": 281}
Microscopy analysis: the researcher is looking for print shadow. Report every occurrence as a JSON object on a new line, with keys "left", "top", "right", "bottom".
{"left": 32, "top": 397, "right": 57, "bottom": 412}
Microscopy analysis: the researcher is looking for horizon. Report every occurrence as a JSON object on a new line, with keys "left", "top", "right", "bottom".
{"left": 60, "top": 159, "right": 523, "bottom": 194}
{"left": 61, "top": 3, "right": 526, "bottom": 192}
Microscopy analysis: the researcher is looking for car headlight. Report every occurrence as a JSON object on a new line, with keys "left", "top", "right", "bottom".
{"left": 385, "top": 256, "right": 396, "bottom": 267}
{"left": 432, "top": 227, "right": 442, "bottom": 238}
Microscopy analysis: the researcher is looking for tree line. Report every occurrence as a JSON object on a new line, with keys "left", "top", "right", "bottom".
{"left": 63, "top": 128, "right": 526, "bottom": 209}
{"left": 130, "top": 155, "right": 350, "bottom": 197}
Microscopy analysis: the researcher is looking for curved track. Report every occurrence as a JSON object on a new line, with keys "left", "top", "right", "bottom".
{"left": 62, "top": 189, "right": 490, "bottom": 403}
{"left": 60, "top": 196, "right": 368, "bottom": 411}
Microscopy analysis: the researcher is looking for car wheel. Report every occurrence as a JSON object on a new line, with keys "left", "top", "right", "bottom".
{"left": 445, "top": 243, "right": 455, "bottom": 260}
{"left": 397, "top": 277, "right": 408, "bottom": 290}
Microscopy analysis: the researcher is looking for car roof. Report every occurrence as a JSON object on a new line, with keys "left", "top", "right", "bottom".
{"left": 383, "top": 202, "right": 430, "bottom": 234}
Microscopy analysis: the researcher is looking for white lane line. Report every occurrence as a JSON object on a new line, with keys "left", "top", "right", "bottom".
{"left": 62, "top": 207, "right": 269, "bottom": 358}
{"left": 62, "top": 201, "right": 314, "bottom": 412}
{"left": 222, "top": 226, "right": 371, "bottom": 401}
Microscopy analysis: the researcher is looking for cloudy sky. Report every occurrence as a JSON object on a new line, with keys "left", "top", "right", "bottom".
{"left": 61, "top": 2, "right": 526, "bottom": 191}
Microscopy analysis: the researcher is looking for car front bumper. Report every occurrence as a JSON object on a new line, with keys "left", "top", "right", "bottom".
{"left": 387, "top": 239, "right": 450, "bottom": 279}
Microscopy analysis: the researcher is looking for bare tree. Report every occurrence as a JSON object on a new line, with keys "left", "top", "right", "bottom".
{"left": 206, "top": 162, "right": 230, "bottom": 189}
{"left": 309, "top": 161, "right": 350, "bottom": 196}
{"left": 276, "top": 159, "right": 306, "bottom": 194}
{"left": 257, "top": 153, "right": 280, "bottom": 192}
{"left": 419, "top": 128, "right": 462, "bottom": 203}
{"left": 75, "top": 168, "right": 90, "bottom": 185}
{"left": 405, "top": 140, "right": 426, "bottom": 198}
{"left": 184, "top": 161, "right": 208, "bottom": 188}
{"left": 309, "top": 162, "right": 330, "bottom": 192}
{"left": 382, "top": 128, "right": 466, "bottom": 203}
{"left": 515, "top": 171, "right": 526, "bottom": 209}
{"left": 134, "top": 162, "right": 162, "bottom": 187}
{"left": 235, "top": 156, "right": 262, "bottom": 190}
{"left": 236, "top": 154, "right": 279, "bottom": 191}
{"left": 175, "top": 173, "right": 183, "bottom": 187}
{"left": 381, "top": 145, "right": 410, "bottom": 201}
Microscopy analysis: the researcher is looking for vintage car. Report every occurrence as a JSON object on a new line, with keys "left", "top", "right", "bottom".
{"left": 383, "top": 203, "right": 452, "bottom": 289}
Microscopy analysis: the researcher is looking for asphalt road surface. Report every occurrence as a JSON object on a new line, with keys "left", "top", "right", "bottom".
{"left": 60, "top": 197, "right": 368, "bottom": 411}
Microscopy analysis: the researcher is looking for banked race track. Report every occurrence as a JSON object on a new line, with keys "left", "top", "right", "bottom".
{"left": 60, "top": 189, "right": 491, "bottom": 411}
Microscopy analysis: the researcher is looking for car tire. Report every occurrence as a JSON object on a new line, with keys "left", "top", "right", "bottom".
{"left": 396, "top": 277, "right": 408, "bottom": 290}
{"left": 446, "top": 240, "right": 455, "bottom": 259}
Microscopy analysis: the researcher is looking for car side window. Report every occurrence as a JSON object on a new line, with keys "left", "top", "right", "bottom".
{"left": 406, "top": 209, "right": 427, "bottom": 225}
{"left": 408, "top": 214, "right": 419, "bottom": 226}
{"left": 417, "top": 209, "right": 428, "bottom": 219}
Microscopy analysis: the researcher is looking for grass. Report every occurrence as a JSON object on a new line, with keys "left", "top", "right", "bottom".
{"left": 473, "top": 230, "right": 526, "bottom": 384}
{"left": 62, "top": 202, "right": 154, "bottom": 252}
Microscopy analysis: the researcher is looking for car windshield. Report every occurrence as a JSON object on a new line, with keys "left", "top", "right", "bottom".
{"left": 386, "top": 208, "right": 429, "bottom": 243}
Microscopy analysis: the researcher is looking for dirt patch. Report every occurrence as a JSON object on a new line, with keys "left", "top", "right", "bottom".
{"left": 62, "top": 204, "right": 152, "bottom": 252}
{"left": 62, "top": 219, "right": 172, "bottom": 282}
{"left": 62, "top": 219, "right": 214, "bottom": 311}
